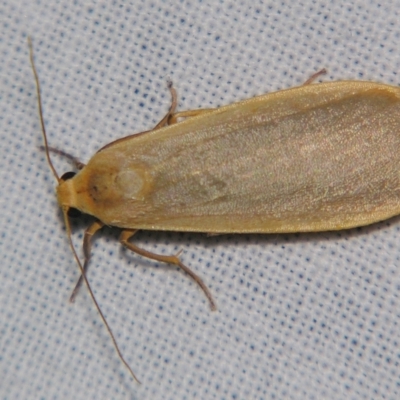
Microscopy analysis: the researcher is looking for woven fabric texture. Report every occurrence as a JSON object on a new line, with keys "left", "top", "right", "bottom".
{"left": 1, "top": 1, "right": 400, "bottom": 399}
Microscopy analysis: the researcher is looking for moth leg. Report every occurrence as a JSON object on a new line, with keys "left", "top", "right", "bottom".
{"left": 168, "top": 108, "right": 215, "bottom": 125}
{"left": 98, "top": 81, "right": 177, "bottom": 152}
{"left": 168, "top": 69, "right": 327, "bottom": 126}
{"left": 69, "top": 220, "right": 104, "bottom": 302}
{"left": 153, "top": 81, "right": 178, "bottom": 129}
{"left": 303, "top": 68, "right": 327, "bottom": 85}
{"left": 120, "top": 229, "right": 217, "bottom": 311}
{"left": 98, "top": 81, "right": 176, "bottom": 149}
{"left": 40, "top": 145, "right": 86, "bottom": 170}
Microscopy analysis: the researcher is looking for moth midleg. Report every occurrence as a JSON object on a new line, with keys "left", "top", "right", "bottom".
{"left": 303, "top": 68, "right": 327, "bottom": 85}
{"left": 69, "top": 220, "right": 104, "bottom": 302}
{"left": 168, "top": 108, "right": 215, "bottom": 125}
{"left": 119, "top": 229, "right": 217, "bottom": 311}
{"left": 153, "top": 81, "right": 178, "bottom": 129}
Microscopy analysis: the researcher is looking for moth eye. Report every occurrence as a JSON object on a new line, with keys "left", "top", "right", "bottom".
{"left": 61, "top": 171, "right": 76, "bottom": 181}
{"left": 67, "top": 207, "right": 81, "bottom": 218}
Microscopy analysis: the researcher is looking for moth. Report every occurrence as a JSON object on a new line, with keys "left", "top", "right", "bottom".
{"left": 29, "top": 37, "right": 400, "bottom": 382}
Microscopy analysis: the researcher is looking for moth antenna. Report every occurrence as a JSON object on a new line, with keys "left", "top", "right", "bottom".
{"left": 29, "top": 36, "right": 139, "bottom": 383}
{"left": 28, "top": 36, "right": 60, "bottom": 182}
{"left": 62, "top": 208, "right": 141, "bottom": 383}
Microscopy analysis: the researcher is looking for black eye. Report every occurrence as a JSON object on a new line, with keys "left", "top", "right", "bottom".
{"left": 61, "top": 171, "right": 76, "bottom": 181}
{"left": 67, "top": 207, "right": 82, "bottom": 218}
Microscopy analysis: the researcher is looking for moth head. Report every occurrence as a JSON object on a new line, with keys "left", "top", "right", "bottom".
{"left": 59, "top": 171, "right": 81, "bottom": 218}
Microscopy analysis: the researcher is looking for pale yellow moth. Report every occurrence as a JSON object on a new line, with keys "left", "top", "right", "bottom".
{"left": 29, "top": 37, "right": 400, "bottom": 382}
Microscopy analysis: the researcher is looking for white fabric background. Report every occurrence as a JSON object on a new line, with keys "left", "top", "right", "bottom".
{"left": 1, "top": 1, "right": 400, "bottom": 399}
